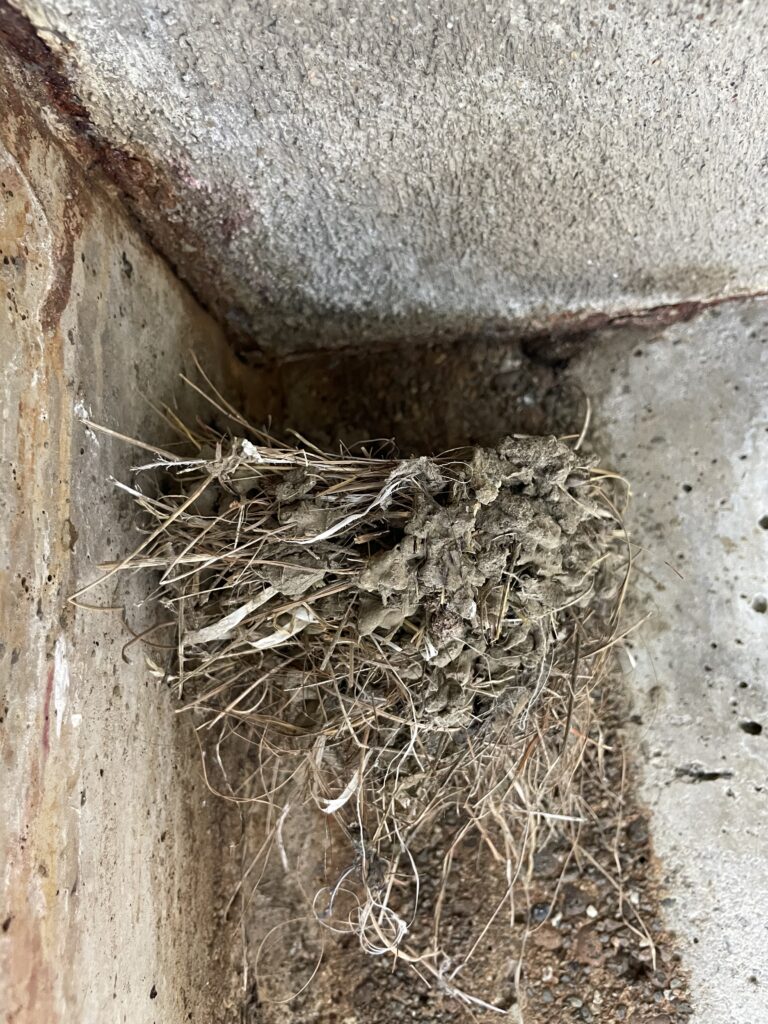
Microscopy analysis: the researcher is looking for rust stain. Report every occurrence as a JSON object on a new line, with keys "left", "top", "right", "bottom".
{"left": 1, "top": 66, "right": 79, "bottom": 1024}
{"left": 3, "top": 667, "right": 62, "bottom": 1024}
{"left": 0, "top": 0, "right": 193, "bottom": 291}
{"left": 40, "top": 200, "right": 79, "bottom": 334}
{"left": 261, "top": 289, "right": 768, "bottom": 366}
{"left": 0, "top": 3, "right": 87, "bottom": 123}
{"left": 521, "top": 290, "right": 768, "bottom": 361}
{"left": 41, "top": 664, "right": 54, "bottom": 758}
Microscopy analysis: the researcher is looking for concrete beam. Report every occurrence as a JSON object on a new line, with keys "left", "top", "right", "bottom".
{"left": 6, "top": 0, "right": 768, "bottom": 354}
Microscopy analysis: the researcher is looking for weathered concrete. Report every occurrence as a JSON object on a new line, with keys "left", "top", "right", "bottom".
{"left": 0, "top": 49, "right": 249, "bottom": 1023}
{"left": 8, "top": 0, "right": 768, "bottom": 353}
{"left": 571, "top": 305, "right": 768, "bottom": 1024}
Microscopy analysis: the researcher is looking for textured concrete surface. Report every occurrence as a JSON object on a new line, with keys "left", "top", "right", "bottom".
{"left": 8, "top": 0, "right": 768, "bottom": 352}
{"left": 571, "top": 305, "right": 768, "bottom": 1024}
{"left": 0, "top": 49, "right": 248, "bottom": 1024}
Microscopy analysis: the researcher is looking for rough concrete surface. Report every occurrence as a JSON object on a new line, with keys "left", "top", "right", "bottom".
{"left": 8, "top": 0, "right": 768, "bottom": 352}
{"left": 0, "top": 51, "right": 250, "bottom": 1024}
{"left": 571, "top": 305, "right": 768, "bottom": 1024}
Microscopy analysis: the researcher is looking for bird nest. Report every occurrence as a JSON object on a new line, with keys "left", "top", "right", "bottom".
{"left": 82, "top": 381, "right": 629, "bottom": 1011}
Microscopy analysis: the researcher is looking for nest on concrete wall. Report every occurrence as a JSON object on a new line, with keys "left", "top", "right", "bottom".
{"left": 81, "top": 371, "right": 630, "bottom": 1012}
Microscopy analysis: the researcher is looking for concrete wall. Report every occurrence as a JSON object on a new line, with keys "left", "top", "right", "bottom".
{"left": 9, "top": 0, "right": 768, "bottom": 353}
{"left": 571, "top": 306, "right": 768, "bottom": 1024}
{"left": 0, "top": 48, "right": 247, "bottom": 1023}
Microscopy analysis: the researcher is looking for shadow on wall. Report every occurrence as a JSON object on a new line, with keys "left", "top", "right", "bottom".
{"left": 244, "top": 319, "right": 678, "bottom": 454}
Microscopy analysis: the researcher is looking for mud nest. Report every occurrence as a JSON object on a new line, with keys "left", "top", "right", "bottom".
{"left": 89, "top": 382, "right": 629, "bottom": 1011}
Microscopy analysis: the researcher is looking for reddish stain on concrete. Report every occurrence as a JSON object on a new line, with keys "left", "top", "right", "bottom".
{"left": 41, "top": 663, "right": 54, "bottom": 758}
